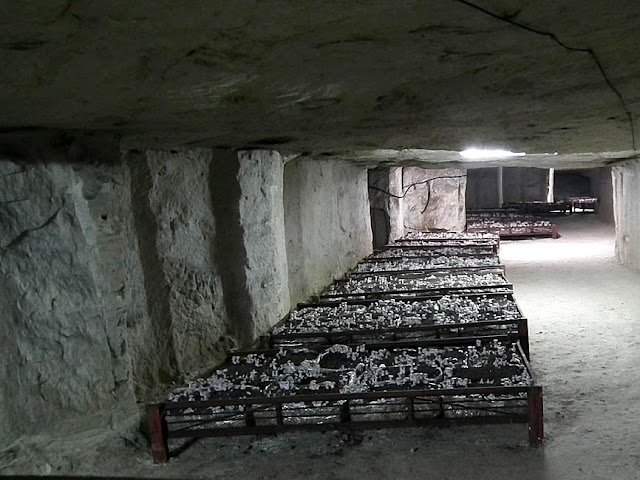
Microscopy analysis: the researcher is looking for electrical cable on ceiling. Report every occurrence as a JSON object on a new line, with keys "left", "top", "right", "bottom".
{"left": 368, "top": 174, "right": 467, "bottom": 199}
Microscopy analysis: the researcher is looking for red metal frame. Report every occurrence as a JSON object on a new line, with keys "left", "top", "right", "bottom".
{"left": 147, "top": 342, "right": 543, "bottom": 462}
{"left": 147, "top": 404, "right": 169, "bottom": 463}
{"left": 528, "top": 386, "right": 544, "bottom": 446}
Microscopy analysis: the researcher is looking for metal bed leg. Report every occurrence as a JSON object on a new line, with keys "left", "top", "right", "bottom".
{"left": 341, "top": 401, "right": 351, "bottom": 423}
{"left": 528, "top": 386, "right": 544, "bottom": 447}
{"left": 518, "top": 318, "right": 530, "bottom": 359}
{"left": 147, "top": 403, "right": 169, "bottom": 463}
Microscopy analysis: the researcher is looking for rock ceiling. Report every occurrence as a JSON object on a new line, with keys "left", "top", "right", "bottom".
{"left": 1, "top": 1, "right": 639, "bottom": 167}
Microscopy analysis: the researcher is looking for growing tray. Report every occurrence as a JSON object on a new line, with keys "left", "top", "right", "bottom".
{"left": 352, "top": 254, "right": 502, "bottom": 274}
{"left": 467, "top": 225, "right": 559, "bottom": 239}
{"left": 385, "top": 240, "right": 499, "bottom": 253}
{"left": 567, "top": 197, "right": 598, "bottom": 213}
{"left": 270, "top": 295, "right": 529, "bottom": 356}
{"left": 350, "top": 263, "right": 505, "bottom": 277}
{"left": 366, "top": 250, "right": 498, "bottom": 262}
{"left": 322, "top": 270, "right": 511, "bottom": 299}
{"left": 318, "top": 284, "right": 514, "bottom": 302}
{"left": 502, "top": 201, "right": 572, "bottom": 215}
{"left": 147, "top": 341, "right": 543, "bottom": 463}
{"left": 397, "top": 232, "right": 500, "bottom": 242}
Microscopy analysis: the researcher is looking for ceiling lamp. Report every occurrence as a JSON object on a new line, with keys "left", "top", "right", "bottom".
{"left": 459, "top": 148, "right": 526, "bottom": 159}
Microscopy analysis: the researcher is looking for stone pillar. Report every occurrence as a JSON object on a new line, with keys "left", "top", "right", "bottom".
{"left": 210, "top": 149, "right": 290, "bottom": 347}
{"left": 129, "top": 148, "right": 233, "bottom": 379}
{"left": 368, "top": 167, "right": 404, "bottom": 247}
{"left": 402, "top": 167, "right": 467, "bottom": 232}
{"left": 284, "top": 159, "right": 373, "bottom": 305}
{"left": 0, "top": 135, "right": 137, "bottom": 449}
{"left": 235, "top": 150, "right": 290, "bottom": 340}
{"left": 497, "top": 167, "right": 504, "bottom": 207}
{"left": 613, "top": 161, "right": 640, "bottom": 270}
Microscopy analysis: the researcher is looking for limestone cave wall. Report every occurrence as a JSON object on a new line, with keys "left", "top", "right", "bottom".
{"left": 613, "top": 161, "right": 640, "bottom": 271}
{"left": 402, "top": 168, "right": 467, "bottom": 232}
{"left": 126, "top": 148, "right": 234, "bottom": 393}
{"left": 0, "top": 139, "right": 376, "bottom": 451}
{"left": 0, "top": 135, "right": 139, "bottom": 450}
{"left": 284, "top": 158, "right": 373, "bottom": 306}
{"left": 465, "top": 168, "right": 499, "bottom": 210}
{"left": 584, "top": 167, "right": 614, "bottom": 223}
{"left": 368, "top": 167, "right": 404, "bottom": 248}
{"left": 502, "top": 167, "right": 550, "bottom": 204}
{"left": 554, "top": 170, "right": 592, "bottom": 200}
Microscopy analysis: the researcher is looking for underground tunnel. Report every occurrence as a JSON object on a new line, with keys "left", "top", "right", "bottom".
{"left": 1, "top": 1, "right": 640, "bottom": 479}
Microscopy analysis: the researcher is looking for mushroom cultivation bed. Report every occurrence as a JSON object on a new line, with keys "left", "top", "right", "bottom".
{"left": 168, "top": 341, "right": 532, "bottom": 401}
{"left": 322, "top": 271, "right": 511, "bottom": 300}
{"left": 466, "top": 211, "right": 535, "bottom": 221}
{"left": 503, "top": 201, "right": 572, "bottom": 215}
{"left": 387, "top": 239, "right": 499, "bottom": 250}
{"left": 271, "top": 296, "right": 528, "bottom": 354}
{"left": 467, "top": 219, "right": 559, "bottom": 239}
{"left": 399, "top": 231, "right": 500, "bottom": 241}
{"left": 567, "top": 196, "right": 598, "bottom": 213}
{"left": 352, "top": 255, "right": 501, "bottom": 275}
{"left": 370, "top": 246, "right": 497, "bottom": 260}
{"left": 149, "top": 340, "right": 542, "bottom": 463}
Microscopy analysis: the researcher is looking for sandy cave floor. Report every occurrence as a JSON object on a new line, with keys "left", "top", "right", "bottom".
{"left": 3, "top": 214, "right": 640, "bottom": 479}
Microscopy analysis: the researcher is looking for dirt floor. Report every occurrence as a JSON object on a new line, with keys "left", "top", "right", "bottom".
{"left": 3, "top": 214, "right": 640, "bottom": 479}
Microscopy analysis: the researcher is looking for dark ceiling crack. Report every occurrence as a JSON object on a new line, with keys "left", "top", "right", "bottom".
{"left": 0, "top": 169, "right": 26, "bottom": 178}
{"left": 0, "top": 197, "right": 28, "bottom": 205}
{"left": 0, "top": 207, "right": 61, "bottom": 253}
{"left": 454, "top": 0, "right": 637, "bottom": 150}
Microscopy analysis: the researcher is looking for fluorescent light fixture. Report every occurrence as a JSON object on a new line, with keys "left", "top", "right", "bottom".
{"left": 459, "top": 148, "right": 526, "bottom": 159}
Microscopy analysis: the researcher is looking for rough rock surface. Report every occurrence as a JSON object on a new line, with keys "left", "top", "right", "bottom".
{"left": 1, "top": 1, "right": 639, "bottom": 158}
{"left": 502, "top": 167, "right": 550, "bottom": 203}
{"left": 137, "top": 149, "right": 232, "bottom": 379}
{"left": 236, "top": 150, "right": 290, "bottom": 340}
{"left": 284, "top": 159, "right": 373, "bottom": 305}
{"left": 554, "top": 170, "right": 592, "bottom": 199}
{"left": 585, "top": 167, "right": 614, "bottom": 222}
{"left": 0, "top": 141, "right": 380, "bottom": 458}
{"left": 613, "top": 161, "right": 640, "bottom": 270}
{"left": 402, "top": 168, "right": 466, "bottom": 231}
{"left": 368, "top": 167, "right": 404, "bottom": 247}
{"left": 0, "top": 151, "right": 137, "bottom": 450}
{"left": 466, "top": 168, "right": 500, "bottom": 209}
{"left": 208, "top": 149, "right": 291, "bottom": 347}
